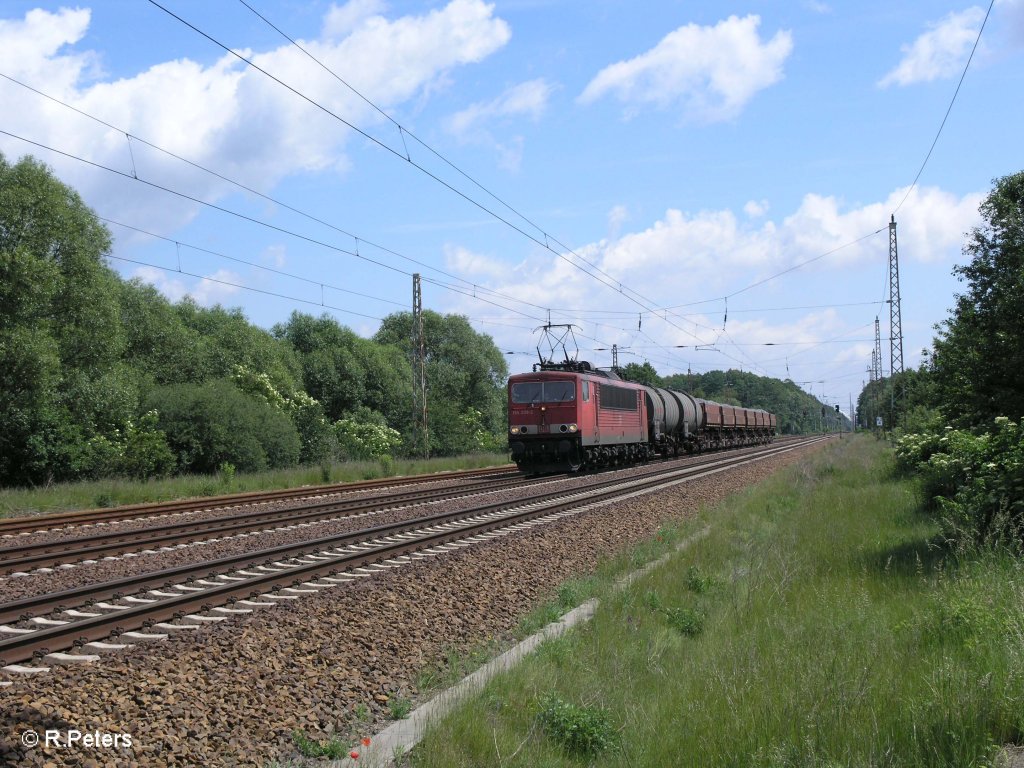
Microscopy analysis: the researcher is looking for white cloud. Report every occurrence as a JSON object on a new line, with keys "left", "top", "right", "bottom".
{"left": 607, "top": 205, "right": 630, "bottom": 238}
{"left": 131, "top": 266, "right": 242, "bottom": 306}
{"left": 0, "top": 7, "right": 97, "bottom": 89}
{"left": 780, "top": 186, "right": 982, "bottom": 265}
{"left": 440, "top": 184, "right": 982, "bottom": 374}
{"left": 744, "top": 200, "right": 769, "bottom": 218}
{"left": 323, "top": 0, "right": 388, "bottom": 39}
{"left": 879, "top": 7, "right": 986, "bottom": 87}
{"left": 131, "top": 266, "right": 189, "bottom": 303}
{"left": 262, "top": 245, "right": 288, "bottom": 268}
{"left": 191, "top": 268, "right": 244, "bottom": 305}
{"left": 577, "top": 15, "right": 793, "bottom": 122}
{"left": 448, "top": 78, "right": 555, "bottom": 136}
{"left": 446, "top": 78, "right": 555, "bottom": 170}
{"left": 0, "top": 1, "right": 511, "bottom": 228}
{"left": 443, "top": 243, "right": 509, "bottom": 281}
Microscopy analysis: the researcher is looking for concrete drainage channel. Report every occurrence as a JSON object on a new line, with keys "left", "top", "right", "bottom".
{"left": 337, "top": 526, "right": 711, "bottom": 768}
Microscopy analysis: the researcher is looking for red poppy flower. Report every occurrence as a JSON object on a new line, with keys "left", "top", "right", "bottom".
{"left": 349, "top": 750, "right": 359, "bottom": 759}
{"left": 362, "top": 737, "right": 372, "bottom": 747}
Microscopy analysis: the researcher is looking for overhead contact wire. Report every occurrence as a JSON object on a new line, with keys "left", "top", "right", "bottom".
{"left": 892, "top": 0, "right": 994, "bottom": 215}
{"left": 148, "top": 0, "right": 657, "bottom": 312}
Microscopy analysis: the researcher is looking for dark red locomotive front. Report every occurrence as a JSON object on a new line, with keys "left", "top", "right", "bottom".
{"left": 507, "top": 366, "right": 649, "bottom": 473}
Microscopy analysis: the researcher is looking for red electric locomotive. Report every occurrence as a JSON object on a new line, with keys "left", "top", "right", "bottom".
{"left": 508, "top": 362, "right": 649, "bottom": 473}
{"left": 507, "top": 360, "right": 776, "bottom": 474}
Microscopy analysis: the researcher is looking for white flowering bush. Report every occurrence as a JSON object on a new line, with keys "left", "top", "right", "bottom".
{"left": 232, "top": 364, "right": 334, "bottom": 463}
{"left": 459, "top": 408, "right": 505, "bottom": 454}
{"left": 334, "top": 416, "right": 402, "bottom": 461}
{"left": 899, "top": 418, "right": 1024, "bottom": 546}
{"left": 893, "top": 430, "right": 945, "bottom": 473}
{"left": 79, "top": 410, "right": 176, "bottom": 479}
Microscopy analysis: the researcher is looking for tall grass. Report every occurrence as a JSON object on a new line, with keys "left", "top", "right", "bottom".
{"left": 0, "top": 452, "right": 509, "bottom": 518}
{"left": 414, "top": 436, "right": 1024, "bottom": 767}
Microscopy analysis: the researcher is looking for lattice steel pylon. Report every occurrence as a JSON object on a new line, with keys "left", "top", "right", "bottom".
{"left": 412, "top": 274, "right": 428, "bottom": 458}
{"left": 888, "top": 215, "right": 904, "bottom": 378}
{"left": 873, "top": 316, "right": 882, "bottom": 382}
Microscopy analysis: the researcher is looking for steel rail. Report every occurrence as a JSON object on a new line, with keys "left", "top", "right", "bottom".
{"left": 0, "top": 474, "right": 534, "bottom": 573}
{"left": 0, "top": 465, "right": 518, "bottom": 535}
{"left": 0, "top": 437, "right": 825, "bottom": 664}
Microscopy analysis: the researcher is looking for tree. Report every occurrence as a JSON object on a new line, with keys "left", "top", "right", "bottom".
{"left": 621, "top": 361, "right": 661, "bottom": 387}
{"left": 932, "top": 170, "right": 1024, "bottom": 427}
{"left": 273, "top": 313, "right": 368, "bottom": 419}
{"left": 176, "top": 299, "right": 301, "bottom": 392}
{"left": 374, "top": 311, "right": 508, "bottom": 455}
{"left": 0, "top": 154, "right": 128, "bottom": 483}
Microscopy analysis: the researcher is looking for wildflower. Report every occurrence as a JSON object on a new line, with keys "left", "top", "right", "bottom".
{"left": 362, "top": 737, "right": 372, "bottom": 747}
{"left": 350, "top": 750, "right": 359, "bottom": 759}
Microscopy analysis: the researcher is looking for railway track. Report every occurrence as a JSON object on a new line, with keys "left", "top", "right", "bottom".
{"left": 0, "top": 436, "right": 826, "bottom": 671}
{"left": 0, "top": 471, "right": 533, "bottom": 574}
{"left": 0, "top": 464, "right": 518, "bottom": 536}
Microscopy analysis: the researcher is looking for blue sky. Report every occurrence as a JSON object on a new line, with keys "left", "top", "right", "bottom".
{"left": 1, "top": 1, "right": 1022, "bottom": 413}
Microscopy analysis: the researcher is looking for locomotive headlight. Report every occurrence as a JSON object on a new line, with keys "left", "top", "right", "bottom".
{"left": 569, "top": 424, "right": 578, "bottom": 432}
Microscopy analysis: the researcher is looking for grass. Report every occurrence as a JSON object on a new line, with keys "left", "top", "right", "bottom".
{"left": 291, "top": 729, "right": 351, "bottom": 760}
{"left": 0, "top": 452, "right": 509, "bottom": 519}
{"left": 411, "top": 435, "right": 1024, "bottom": 767}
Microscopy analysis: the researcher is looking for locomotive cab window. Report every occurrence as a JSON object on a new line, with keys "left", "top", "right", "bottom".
{"left": 511, "top": 382, "right": 543, "bottom": 404}
{"left": 582, "top": 381, "right": 590, "bottom": 402}
{"left": 511, "top": 381, "right": 576, "bottom": 404}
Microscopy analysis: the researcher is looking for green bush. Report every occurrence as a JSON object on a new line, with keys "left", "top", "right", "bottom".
{"left": 664, "top": 606, "right": 705, "bottom": 637}
{"left": 685, "top": 565, "right": 716, "bottom": 594}
{"left": 146, "top": 379, "right": 301, "bottom": 474}
{"left": 291, "top": 730, "right": 348, "bottom": 760}
{"left": 120, "top": 410, "right": 176, "bottom": 478}
{"left": 895, "top": 417, "right": 1024, "bottom": 547}
{"left": 536, "top": 693, "right": 619, "bottom": 758}
{"left": 232, "top": 363, "right": 335, "bottom": 464}
{"left": 62, "top": 410, "right": 176, "bottom": 481}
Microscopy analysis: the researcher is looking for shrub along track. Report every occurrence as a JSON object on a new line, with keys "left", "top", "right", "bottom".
{"left": 0, "top": 436, "right": 829, "bottom": 766}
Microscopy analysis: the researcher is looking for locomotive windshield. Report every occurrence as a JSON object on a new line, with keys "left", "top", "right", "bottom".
{"left": 511, "top": 381, "right": 576, "bottom": 404}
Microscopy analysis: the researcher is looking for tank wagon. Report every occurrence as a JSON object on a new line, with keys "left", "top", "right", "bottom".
{"left": 507, "top": 362, "right": 776, "bottom": 474}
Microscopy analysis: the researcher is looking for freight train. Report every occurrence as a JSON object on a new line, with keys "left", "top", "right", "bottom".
{"left": 507, "top": 361, "right": 776, "bottom": 473}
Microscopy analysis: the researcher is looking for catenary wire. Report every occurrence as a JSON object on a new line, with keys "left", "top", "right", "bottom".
{"left": 0, "top": 128, "right": 553, "bottom": 328}
{"left": 147, "top": 0, "right": 665, "bottom": 314}
{"left": 108, "top": 255, "right": 383, "bottom": 321}
{"left": 101, "top": 217, "right": 407, "bottom": 309}
{"left": 892, "top": 0, "right": 995, "bottom": 215}
{"left": 236, "top": 0, "right": 670, "bottom": 312}
{"left": 0, "top": 70, "right": 558, "bottom": 317}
